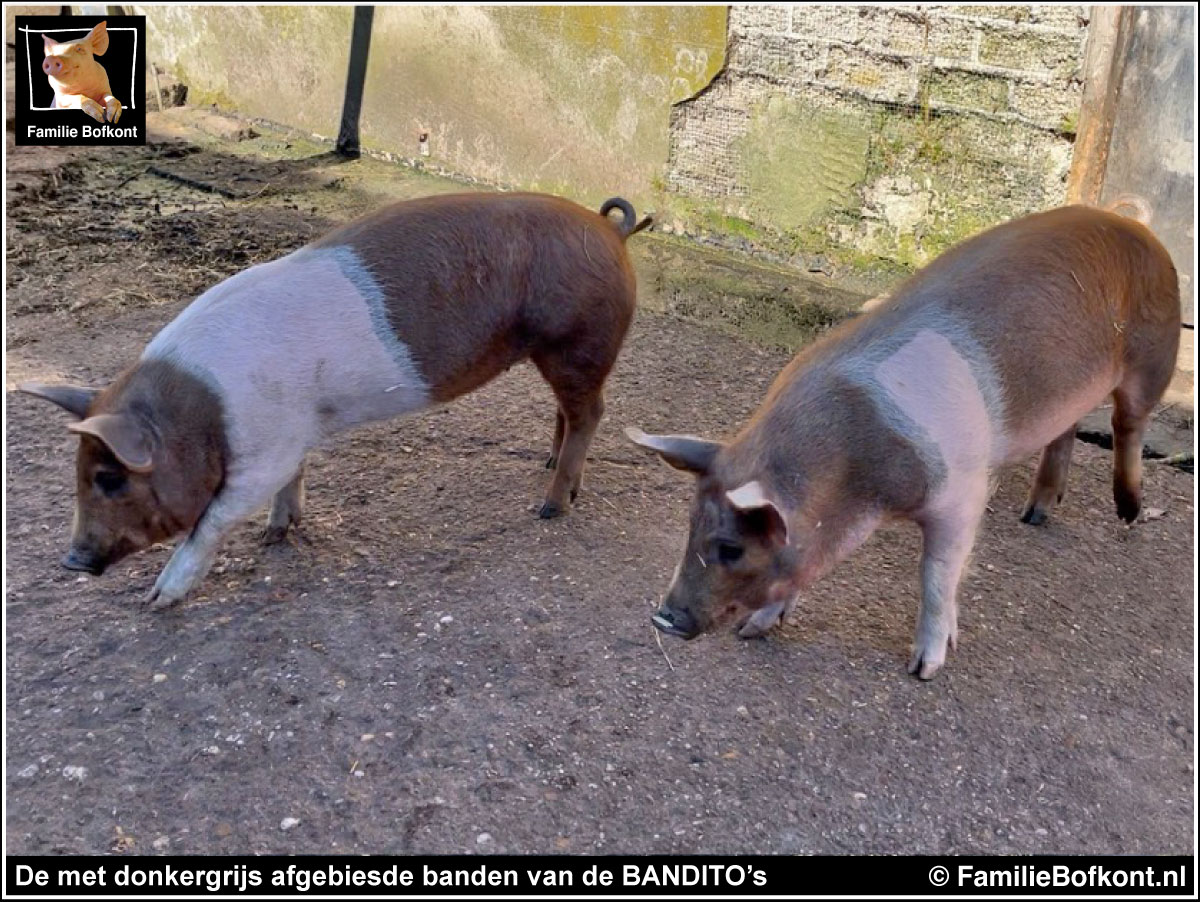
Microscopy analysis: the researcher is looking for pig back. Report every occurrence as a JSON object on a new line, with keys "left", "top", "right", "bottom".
{"left": 861, "top": 206, "right": 1180, "bottom": 462}
{"left": 142, "top": 245, "right": 433, "bottom": 458}
{"left": 312, "top": 192, "right": 638, "bottom": 402}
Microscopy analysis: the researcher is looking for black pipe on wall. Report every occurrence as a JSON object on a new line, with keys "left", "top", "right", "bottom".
{"left": 336, "top": 6, "right": 374, "bottom": 158}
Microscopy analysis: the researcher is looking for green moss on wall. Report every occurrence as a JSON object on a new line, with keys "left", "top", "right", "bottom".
{"left": 150, "top": 6, "right": 353, "bottom": 135}
{"left": 737, "top": 96, "right": 871, "bottom": 233}
{"left": 356, "top": 5, "right": 726, "bottom": 209}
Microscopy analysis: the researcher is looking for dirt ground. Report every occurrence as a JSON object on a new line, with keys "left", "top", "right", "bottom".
{"left": 4, "top": 110, "right": 1194, "bottom": 856}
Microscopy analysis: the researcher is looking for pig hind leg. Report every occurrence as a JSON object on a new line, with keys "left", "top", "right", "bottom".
{"left": 532, "top": 343, "right": 617, "bottom": 518}
{"left": 1113, "top": 296, "right": 1181, "bottom": 522}
{"left": 1020, "top": 427, "right": 1076, "bottom": 525}
{"left": 263, "top": 464, "right": 305, "bottom": 545}
{"left": 1111, "top": 375, "right": 1171, "bottom": 523}
{"left": 546, "top": 409, "right": 565, "bottom": 469}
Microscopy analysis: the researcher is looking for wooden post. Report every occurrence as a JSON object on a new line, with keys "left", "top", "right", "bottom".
{"left": 1066, "top": 6, "right": 1135, "bottom": 205}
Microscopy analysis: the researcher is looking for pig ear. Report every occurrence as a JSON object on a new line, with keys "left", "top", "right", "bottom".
{"left": 42, "top": 34, "right": 59, "bottom": 54}
{"left": 87, "top": 21, "right": 109, "bottom": 55}
{"left": 18, "top": 382, "right": 99, "bottom": 419}
{"left": 726, "top": 480, "right": 789, "bottom": 547}
{"left": 68, "top": 414, "right": 155, "bottom": 473}
{"left": 625, "top": 426, "right": 722, "bottom": 476}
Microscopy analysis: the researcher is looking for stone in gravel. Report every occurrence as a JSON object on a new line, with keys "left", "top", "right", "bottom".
{"left": 280, "top": 817, "right": 301, "bottom": 831}
{"left": 62, "top": 765, "right": 87, "bottom": 782}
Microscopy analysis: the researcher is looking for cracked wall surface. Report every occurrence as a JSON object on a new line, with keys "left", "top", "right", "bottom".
{"left": 665, "top": 4, "right": 1089, "bottom": 277}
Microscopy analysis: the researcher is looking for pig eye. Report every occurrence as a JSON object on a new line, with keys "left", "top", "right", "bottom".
{"left": 716, "top": 541, "right": 744, "bottom": 565}
{"left": 94, "top": 470, "right": 127, "bottom": 496}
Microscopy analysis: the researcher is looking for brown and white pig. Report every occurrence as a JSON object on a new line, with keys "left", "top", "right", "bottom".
{"left": 42, "top": 21, "right": 122, "bottom": 124}
{"left": 628, "top": 205, "right": 1180, "bottom": 679}
{"left": 22, "top": 192, "right": 651, "bottom": 609}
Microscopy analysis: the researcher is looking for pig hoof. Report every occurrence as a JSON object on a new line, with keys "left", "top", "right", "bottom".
{"left": 737, "top": 620, "right": 772, "bottom": 639}
{"left": 907, "top": 648, "right": 946, "bottom": 681}
{"left": 144, "top": 587, "right": 184, "bottom": 612}
{"left": 105, "top": 98, "right": 122, "bottom": 124}
{"left": 261, "top": 525, "right": 290, "bottom": 546}
{"left": 538, "top": 500, "right": 565, "bottom": 519}
{"left": 1019, "top": 504, "right": 1048, "bottom": 526}
{"left": 81, "top": 98, "right": 105, "bottom": 122}
{"left": 1115, "top": 491, "right": 1141, "bottom": 524}
{"left": 737, "top": 613, "right": 780, "bottom": 639}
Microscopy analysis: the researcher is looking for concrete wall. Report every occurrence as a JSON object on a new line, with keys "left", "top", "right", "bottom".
{"left": 143, "top": 5, "right": 355, "bottom": 137}
{"left": 1096, "top": 6, "right": 1195, "bottom": 325}
{"left": 360, "top": 6, "right": 724, "bottom": 210}
{"left": 143, "top": 4, "right": 1097, "bottom": 279}
{"left": 144, "top": 5, "right": 725, "bottom": 213}
{"left": 666, "top": 4, "right": 1089, "bottom": 277}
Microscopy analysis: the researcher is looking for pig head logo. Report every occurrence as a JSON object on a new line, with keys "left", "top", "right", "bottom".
{"left": 42, "top": 21, "right": 122, "bottom": 124}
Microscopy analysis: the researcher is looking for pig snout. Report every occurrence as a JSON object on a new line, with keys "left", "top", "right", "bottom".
{"left": 42, "top": 56, "right": 65, "bottom": 77}
{"left": 61, "top": 545, "right": 107, "bottom": 576}
{"left": 651, "top": 603, "right": 701, "bottom": 639}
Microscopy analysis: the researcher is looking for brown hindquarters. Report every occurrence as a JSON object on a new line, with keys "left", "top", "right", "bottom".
{"left": 328, "top": 192, "right": 638, "bottom": 404}
{"left": 324, "top": 191, "right": 640, "bottom": 516}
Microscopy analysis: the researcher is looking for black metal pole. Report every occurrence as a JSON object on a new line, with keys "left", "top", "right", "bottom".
{"left": 336, "top": 6, "right": 374, "bottom": 158}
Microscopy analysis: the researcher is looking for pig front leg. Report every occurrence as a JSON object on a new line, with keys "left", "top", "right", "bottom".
{"left": 909, "top": 480, "right": 987, "bottom": 680}
{"left": 738, "top": 597, "right": 792, "bottom": 638}
{"left": 55, "top": 92, "right": 106, "bottom": 122}
{"left": 262, "top": 465, "right": 305, "bottom": 545}
{"left": 146, "top": 471, "right": 287, "bottom": 610}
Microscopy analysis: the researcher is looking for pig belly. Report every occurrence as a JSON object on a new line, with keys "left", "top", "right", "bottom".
{"left": 142, "top": 246, "right": 432, "bottom": 459}
{"left": 998, "top": 372, "right": 1117, "bottom": 464}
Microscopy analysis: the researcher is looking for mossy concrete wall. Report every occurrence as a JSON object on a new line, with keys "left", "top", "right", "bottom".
{"left": 362, "top": 6, "right": 724, "bottom": 210}
{"left": 142, "top": 5, "right": 354, "bottom": 135}
{"left": 666, "top": 5, "right": 1089, "bottom": 285}
{"left": 143, "top": 4, "right": 726, "bottom": 213}
{"left": 142, "top": 4, "right": 1097, "bottom": 284}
